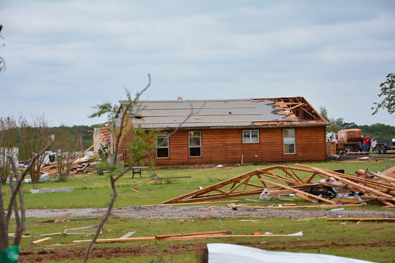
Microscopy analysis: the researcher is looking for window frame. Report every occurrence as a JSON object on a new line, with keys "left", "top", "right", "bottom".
{"left": 283, "top": 128, "right": 296, "bottom": 154}
{"left": 242, "top": 129, "right": 260, "bottom": 143}
{"left": 189, "top": 130, "right": 202, "bottom": 157}
{"left": 156, "top": 132, "right": 169, "bottom": 158}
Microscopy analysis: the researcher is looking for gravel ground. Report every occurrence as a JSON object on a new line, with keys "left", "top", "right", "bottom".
{"left": 21, "top": 205, "right": 395, "bottom": 219}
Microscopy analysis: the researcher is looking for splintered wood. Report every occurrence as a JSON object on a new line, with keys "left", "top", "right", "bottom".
{"left": 163, "top": 164, "right": 395, "bottom": 209}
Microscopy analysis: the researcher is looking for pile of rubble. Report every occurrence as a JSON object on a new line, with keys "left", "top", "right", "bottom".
{"left": 39, "top": 156, "right": 95, "bottom": 177}
{"left": 164, "top": 164, "right": 395, "bottom": 209}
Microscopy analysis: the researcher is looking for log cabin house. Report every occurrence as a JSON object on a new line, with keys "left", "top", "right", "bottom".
{"left": 95, "top": 97, "right": 329, "bottom": 168}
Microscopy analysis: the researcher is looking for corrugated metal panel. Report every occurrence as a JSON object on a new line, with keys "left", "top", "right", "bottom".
{"left": 129, "top": 99, "right": 296, "bottom": 129}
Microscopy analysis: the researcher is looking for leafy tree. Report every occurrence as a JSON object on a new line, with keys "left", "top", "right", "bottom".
{"left": 342, "top": 122, "right": 358, "bottom": 129}
{"left": 372, "top": 73, "right": 395, "bottom": 116}
{"left": 83, "top": 75, "right": 193, "bottom": 262}
{"left": 84, "top": 75, "right": 156, "bottom": 262}
{"left": 318, "top": 106, "right": 343, "bottom": 133}
{"left": 0, "top": 130, "right": 53, "bottom": 253}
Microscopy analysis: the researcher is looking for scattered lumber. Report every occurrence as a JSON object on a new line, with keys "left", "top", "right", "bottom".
{"left": 164, "top": 164, "right": 395, "bottom": 209}
{"left": 74, "top": 237, "right": 155, "bottom": 243}
{"left": 296, "top": 217, "right": 327, "bottom": 221}
{"left": 73, "top": 230, "right": 301, "bottom": 244}
{"left": 145, "top": 200, "right": 240, "bottom": 207}
{"left": 31, "top": 237, "right": 52, "bottom": 244}
{"left": 238, "top": 204, "right": 363, "bottom": 209}
{"left": 227, "top": 203, "right": 238, "bottom": 210}
{"left": 155, "top": 230, "right": 232, "bottom": 239}
{"left": 157, "top": 234, "right": 301, "bottom": 241}
{"left": 200, "top": 206, "right": 215, "bottom": 211}
{"left": 326, "top": 218, "right": 395, "bottom": 222}
{"left": 155, "top": 176, "right": 192, "bottom": 179}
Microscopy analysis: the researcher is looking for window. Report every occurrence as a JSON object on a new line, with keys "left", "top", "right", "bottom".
{"left": 243, "top": 130, "right": 259, "bottom": 143}
{"left": 189, "top": 131, "right": 201, "bottom": 157}
{"left": 156, "top": 132, "right": 169, "bottom": 158}
{"left": 283, "top": 128, "right": 295, "bottom": 154}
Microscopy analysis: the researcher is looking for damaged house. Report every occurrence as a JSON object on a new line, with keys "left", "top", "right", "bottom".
{"left": 94, "top": 97, "right": 329, "bottom": 167}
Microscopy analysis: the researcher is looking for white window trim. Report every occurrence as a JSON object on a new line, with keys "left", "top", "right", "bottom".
{"left": 283, "top": 128, "right": 296, "bottom": 155}
{"left": 243, "top": 130, "right": 259, "bottom": 143}
{"left": 189, "top": 130, "right": 202, "bottom": 157}
{"left": 156, "top": 132, "right": 169, "bottom": 158}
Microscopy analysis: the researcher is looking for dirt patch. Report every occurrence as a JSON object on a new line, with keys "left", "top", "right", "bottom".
{"left": 19, "top": 241, "right": 395, "bottom": 262}
{"left": 19, "top": 244, "right": 204, "bottom": 261}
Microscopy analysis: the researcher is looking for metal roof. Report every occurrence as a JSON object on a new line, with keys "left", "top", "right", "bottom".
{"left": 120, "top": 97, "right": 327, "bottom": 129}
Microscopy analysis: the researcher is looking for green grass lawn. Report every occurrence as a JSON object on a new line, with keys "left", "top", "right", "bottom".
{"left": 2, "top": 160, "right": 395, "bottom": 262}
{"left": 12, "top": 215, "right": 395, "bottom": 262}
{"left": 1, "top": 160, "right": 389, "bottom": 209}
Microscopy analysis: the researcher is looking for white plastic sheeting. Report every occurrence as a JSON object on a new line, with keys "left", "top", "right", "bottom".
{"left": 207, "top": 243, "right": 375, "bottom": 263}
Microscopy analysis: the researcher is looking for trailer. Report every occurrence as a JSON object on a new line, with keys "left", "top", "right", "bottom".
{"left": 375, "top": 139, "right": 395, "bottom": 154}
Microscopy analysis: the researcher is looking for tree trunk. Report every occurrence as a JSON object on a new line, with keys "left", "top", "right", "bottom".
{"left": 0, "top": 177, "right": 9, "bottom": 251}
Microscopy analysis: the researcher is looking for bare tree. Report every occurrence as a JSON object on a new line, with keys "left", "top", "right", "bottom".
{"left": 55, "top": 125, "right": 81, "bottom": 181}
{"left": 0, "top": 135, "right": 53, "bottom": 252}
{"left": 0, "top": 116, "right": 17, "bottom": 184}
{"left": 18, "top": 115, "right": 51, "bottom": 184}
{"left": 83, "top": 75, "right": 193, "bottom": 262}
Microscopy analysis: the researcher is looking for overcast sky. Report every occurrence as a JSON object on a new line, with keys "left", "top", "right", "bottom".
{"left": 1, "top": 0, "right": 394, "bottom": 127}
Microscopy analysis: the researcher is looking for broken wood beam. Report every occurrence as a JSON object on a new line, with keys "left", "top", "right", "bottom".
{"left": 31, "top": 237, "right": 52, "bottom": 244}
{"left": 300, "top": 165, "right": 395, "bottom": 202}
{"left": 238, "top": 204, "right": 363, "bottom": 209}
{"left": 199, "top": 206, "right": 215, "bottom": 211}
{"left": 158, "top": 234, "right": 302, "bottom": 241}
{"left": 365, "top": 171, "right": 395, "bottom": 184}
{"left": 259, "top": 178, "right": 337, "bottom": 204}
{"left": 227, "top": 203, "right": 238, "bottom": 210}
{"left": 144, "top": 200, "right": 240, "bottom": 206}
{"left": 296, "top": 217, "right": 327, "bottom": 221}
{"left": 162, "top": 167, "right": 276, "bottom": 204}
{"left": 326, "top": 218, "right": 395, "bottom": 222}
{"left": 155, "top": 230, "right": 232, "bottom": 239}
{"left": 73, "top": 233, "right": 301, "bottom": 244}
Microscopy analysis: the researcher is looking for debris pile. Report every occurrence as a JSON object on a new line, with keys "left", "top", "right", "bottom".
{"left": 163, "top": 164, "right": 395, "bottom": 209}
{"left": 40, "top": 155, "right": 95, "bottom": 176}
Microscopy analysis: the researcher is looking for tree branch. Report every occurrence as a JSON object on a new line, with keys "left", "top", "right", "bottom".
{"left": 5, "top": 135, "right": 54, "bottom": 224}
{"left": 7, "top": 161, "right": 21, "bottom": 246}
{"left": 84, "top": 75, "right": 200, "bottom": 262}
{"left": 10, "top": 155, "right": 26, "bottom": 243}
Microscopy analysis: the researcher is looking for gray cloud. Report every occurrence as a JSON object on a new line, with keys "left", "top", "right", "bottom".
{"left": 0, "top": 0, "right": 394, "bottom": 126}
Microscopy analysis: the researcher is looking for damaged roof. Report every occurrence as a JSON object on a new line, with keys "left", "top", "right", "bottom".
{"left": 119, "top": 97, "right": 328, "bottom": 129}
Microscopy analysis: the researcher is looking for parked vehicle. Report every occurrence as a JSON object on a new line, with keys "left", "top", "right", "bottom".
{"left": 375, "top": 139, "right": 395, "bottom": 154}
{"left": 337, "top": 129, "right": 363, "bottom": 152}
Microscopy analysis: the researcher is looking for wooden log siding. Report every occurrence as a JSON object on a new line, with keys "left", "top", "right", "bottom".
{"left": 121, "top": 126, "right": 326, "bottom": 167}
